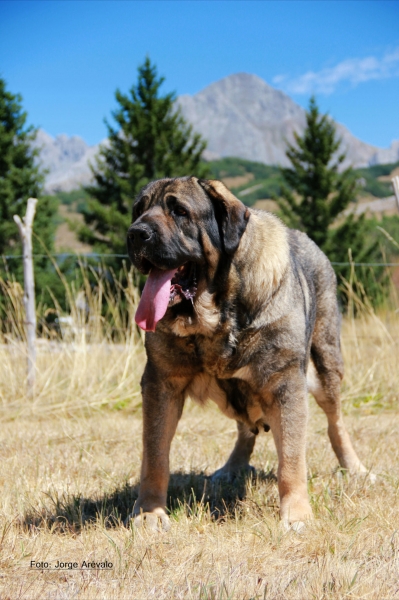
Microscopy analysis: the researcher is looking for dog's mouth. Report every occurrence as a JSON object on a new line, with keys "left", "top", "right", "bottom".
{"left": 169, "top": 262, "right": 198, "bottom": 306}
{"left": 135, "top": 261, "right": 198, "bottom": 332}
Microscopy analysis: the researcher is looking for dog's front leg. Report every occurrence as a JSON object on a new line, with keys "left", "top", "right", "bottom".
{"left": 133, "top": 366, "right": 186, "bottom": 531}
{"left": 267, "top": 373, "right": 312, "bottom": 529}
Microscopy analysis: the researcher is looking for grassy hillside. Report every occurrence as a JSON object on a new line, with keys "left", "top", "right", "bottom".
{"left": 47, "top": 189, "right": 92, "bottom": 252}
{"left": 208, "top": 157, "right": 284, "bottom": 205}
{"left": 355, "top": 161, "right": 399, "bottom": 198}
{"left": 207, "top": 156, "right": 399, "bottom": 206}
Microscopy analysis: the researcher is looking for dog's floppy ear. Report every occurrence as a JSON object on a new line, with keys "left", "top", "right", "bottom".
{"left": 197, "top": 179, "right": 250, "bottom": 255}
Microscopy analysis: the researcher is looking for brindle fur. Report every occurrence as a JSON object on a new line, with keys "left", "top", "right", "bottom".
{"left": 127, "top": 176, "right": 369, "bottom": 530}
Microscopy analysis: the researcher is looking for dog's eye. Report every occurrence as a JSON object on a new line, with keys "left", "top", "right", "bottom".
{"left": 134, "top": 204, "right": 143, "bottom": 218}
{"left": 173, "top": 206, "right": 188, "bottom": 217}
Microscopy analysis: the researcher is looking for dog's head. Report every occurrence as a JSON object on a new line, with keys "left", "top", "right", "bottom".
{"left": 127, "top": 176, "right": 250, "bottom": 332}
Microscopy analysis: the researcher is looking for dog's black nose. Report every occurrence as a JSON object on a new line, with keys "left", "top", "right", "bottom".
{"left": 128, "top": 224, "right": 153, "bottom": 244}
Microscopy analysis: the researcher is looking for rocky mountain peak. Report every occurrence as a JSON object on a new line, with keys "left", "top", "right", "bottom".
{"left": 32, "top": 130, "right": 101, "bottom": 193}
{"left": 195, "top": 72, "right": 305, "bottom": 124}
{"left": 33, "top": 73, "right": 399, "bottom": 193}
{"left": 176, "top": 73, "right": 383, "bottom": 168}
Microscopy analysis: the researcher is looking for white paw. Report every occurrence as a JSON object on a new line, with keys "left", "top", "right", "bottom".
{"left": 290, "top": 520, "right": 306, "bottom": 533}
{"left": 126, "top": 511, "right": 171, "bottom": 532}
{"left": 282, "top": 519, "right": 306, "bottom": 533}
{"left": 337, "top": 465, "right": 377, "bottom": 484}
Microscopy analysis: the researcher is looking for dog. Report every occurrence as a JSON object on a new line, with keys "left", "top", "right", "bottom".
{"left": 127, "top": 176, "right": 370, "bottom": 531}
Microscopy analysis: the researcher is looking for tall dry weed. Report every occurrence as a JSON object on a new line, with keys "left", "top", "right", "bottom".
{"left": 0, "top": 263, "right": 145, "bottom": 417}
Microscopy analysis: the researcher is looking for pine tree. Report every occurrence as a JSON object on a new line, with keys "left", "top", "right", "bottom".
{"left": 277, "top": 97, "right": 380, "bottom": 302}
{"left": 0, "top": 78, "right": 58, "bottom": 294}
{"left": 81, "top": 57, "right": 210, "bottom": 255}
{"left": 277, "top": 97, "right": 358, "bottom": 245}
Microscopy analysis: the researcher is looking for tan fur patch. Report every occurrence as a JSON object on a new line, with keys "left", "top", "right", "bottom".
{"left": 232, "top": 365, "right": 252, "bottom": 382}
{"left": 247, "top": 406, "right": 264, "bottom": 425}
{"left": 194, "top": 291, "right": 220, "bottom": 334}
{"left": 306, "top": 360, "right": 321, "bottom": 397}
{"left": 170, "top": 291, "right": 220, "bottom": 337}
{"left": 186, "top": 373, "right": 237, "bottom": 420}
{"left": 236, "top": 210, "right": 289, "bottom": 309}
{"left": 169, "top": 315, "right": 194, "bottom": 337}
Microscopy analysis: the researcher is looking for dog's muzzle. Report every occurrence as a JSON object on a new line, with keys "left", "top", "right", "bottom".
{"left": 128, "top": 224, "right": 154, "bottom": 247}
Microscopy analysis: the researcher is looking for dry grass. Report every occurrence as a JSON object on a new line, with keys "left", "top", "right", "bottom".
{"left": 221, "top": 173, "right": 254, "bottom": 190}
{"left": 0, "top": 270, "right": 398, "bottom": 599}
{"left": 0, "top": 265, "right": 144, "bottom": 418}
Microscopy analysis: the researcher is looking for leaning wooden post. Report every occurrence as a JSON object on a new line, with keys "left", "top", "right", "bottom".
{"left": 392, "top": 176, "right": 399, "bottom": 214}
{"left": 13, "top": 198, "right": 38, "bottom": 396}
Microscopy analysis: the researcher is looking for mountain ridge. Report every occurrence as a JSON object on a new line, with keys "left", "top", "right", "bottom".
{"left": 33, "top": 72, "right": 399, "bottom": 194}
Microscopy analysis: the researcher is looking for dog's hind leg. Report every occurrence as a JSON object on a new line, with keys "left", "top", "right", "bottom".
{"left": 308, "top": 342, "right": 371, "bottom": 478}
{"left": 211, "top": 421, "right": 257, "bottom": 481}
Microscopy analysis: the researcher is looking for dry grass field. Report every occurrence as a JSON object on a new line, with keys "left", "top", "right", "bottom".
{"left": 0, "top": 271, "right": 398, "bottom": 599}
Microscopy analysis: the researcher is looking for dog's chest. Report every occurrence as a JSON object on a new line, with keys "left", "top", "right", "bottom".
{"left": 185, "top": 346, "right": 265, "bottom": 427}
{"left": 192, "top": 333, "right": 239, "bottom": 378}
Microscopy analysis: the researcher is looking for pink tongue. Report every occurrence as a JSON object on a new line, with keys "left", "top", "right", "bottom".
{"left": 135, "top": 267, "right": 177, "bottom": 332}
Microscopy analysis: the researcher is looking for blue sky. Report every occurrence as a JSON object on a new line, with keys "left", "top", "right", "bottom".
{"left": 1, "top": 0, "right": 398, "bottom": 148}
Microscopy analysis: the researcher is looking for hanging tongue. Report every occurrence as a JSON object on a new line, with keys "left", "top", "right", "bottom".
{"left": 135, "top": 267, "right": 178, "bottom": 332}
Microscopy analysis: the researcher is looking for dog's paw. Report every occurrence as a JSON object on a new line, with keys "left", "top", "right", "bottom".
{"left": 282, "top": 519, "right": 307, "bottom": 534}
{"left": 210, "top": 464, "right": 256, "bottom": 483}
{"left": 280, "top": 495, "right": 313, "bottom": 530}
{"left": 337, "top": 465, "right": 377, "bottom": 484}
{"left": 126, "top": 510, "right": 171, "bottom": 532}
{"left": 368, "top": 472, "right": 377, "bottom": 484}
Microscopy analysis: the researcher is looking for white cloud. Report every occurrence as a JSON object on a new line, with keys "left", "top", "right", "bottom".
{"left": 273, "top": 47, "right": 399, "bottom": 95}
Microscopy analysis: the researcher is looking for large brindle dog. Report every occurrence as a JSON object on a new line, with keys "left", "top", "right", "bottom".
{"left": 127, "top": 176, "right": 370, "bottom": 530}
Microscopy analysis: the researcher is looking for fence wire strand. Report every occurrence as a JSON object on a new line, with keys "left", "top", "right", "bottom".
{"left": 2, "top": 253, "right": 399, "bottom": 267}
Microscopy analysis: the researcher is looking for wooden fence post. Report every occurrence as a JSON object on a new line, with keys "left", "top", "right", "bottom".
{"left": 13, "top": 198, "right": 38, "bottom": 396}
{"left": 392, "top": 176, "right": 399, "bottom": 214}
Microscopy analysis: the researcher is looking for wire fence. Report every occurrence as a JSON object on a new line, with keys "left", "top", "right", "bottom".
{"left": 2, "top": 253, "right": 399, "bottom": 267}
{"left": 2, "top": 253, "right": 129, "bottom": 260}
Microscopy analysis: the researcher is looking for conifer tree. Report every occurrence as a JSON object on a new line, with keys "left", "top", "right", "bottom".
{"left": 81, "top": 57, "right": 210, "bottom": 254}
{"left": 277, "top": 97, "right": 380, "bottom": 301}
{"left": 0, "top": 78, "right": 58, "bottom": 292}
{"left": 277, "top": 97, "right": 359, "bottom": 245}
